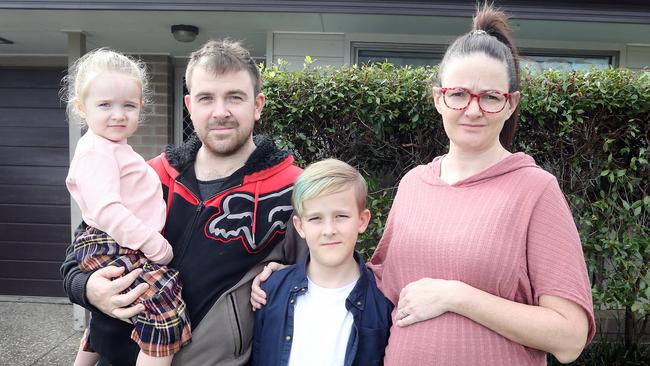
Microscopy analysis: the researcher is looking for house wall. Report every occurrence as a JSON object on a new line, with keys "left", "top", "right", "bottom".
{"left": 626, "top": 45, "right": 650, "bottom": 72}
{"left": 131, "top": 55, "right": 174, "bottom": 160}
{"left": 268, "top": 31, "right": 650, "bottom": 71}
{"left": 269, "top": 32, "right": 346, "bottom": 70}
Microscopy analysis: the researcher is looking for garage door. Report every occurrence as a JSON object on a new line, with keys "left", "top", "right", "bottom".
{"left": 0, "top": 68, "right": 70, "bottom": 297}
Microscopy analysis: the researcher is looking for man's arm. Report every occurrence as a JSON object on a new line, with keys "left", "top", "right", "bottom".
{"left": 61, "top": 222, "right": 94, "bottom": 308}
{"left": 251, "top": 218, "right": 307, "bottom": 310}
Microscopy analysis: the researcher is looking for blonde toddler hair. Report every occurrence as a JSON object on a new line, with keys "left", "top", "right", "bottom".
{"left": 61, "top": 48, "right": 149, "bottom": 125}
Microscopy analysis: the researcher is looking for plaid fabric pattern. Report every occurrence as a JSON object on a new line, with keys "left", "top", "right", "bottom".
{"left": 74, "top": 227, "right": 191, "bottom": 357}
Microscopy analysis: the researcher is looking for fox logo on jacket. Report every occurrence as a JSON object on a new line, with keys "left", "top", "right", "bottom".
{"left": 204, "top": 186, "right": 294, "bottom": 253}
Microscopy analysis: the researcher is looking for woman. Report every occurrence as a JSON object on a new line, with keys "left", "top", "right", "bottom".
{"left": 366, "top": 4, "right": 595, "bottom": 365}
{"left": 252, "top": 4, "right": 595, "bottom": 365}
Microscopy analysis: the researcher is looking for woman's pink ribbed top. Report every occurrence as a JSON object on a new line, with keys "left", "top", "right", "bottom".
{"left": 368, "top": 153, "right": 595, "bottom": 366}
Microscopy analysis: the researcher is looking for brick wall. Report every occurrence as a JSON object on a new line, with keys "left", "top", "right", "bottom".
{"left": 130, "top": 55, "right": 174, "bottom": 160}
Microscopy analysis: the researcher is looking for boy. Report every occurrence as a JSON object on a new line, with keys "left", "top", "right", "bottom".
{"left": 251, "top": 159, "right": 393, "bottom": 366}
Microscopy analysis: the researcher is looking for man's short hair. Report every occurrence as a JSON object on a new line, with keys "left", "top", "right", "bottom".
{"left": 185, "top": 39, "right": 262, "bottom": 94}
{"left": 292, "top": 159, "right": 368, "bottom": 217}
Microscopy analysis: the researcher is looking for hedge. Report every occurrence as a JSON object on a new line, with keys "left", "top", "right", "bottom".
{"left": 256, "top": 61, "right": 650, "bottom": 354}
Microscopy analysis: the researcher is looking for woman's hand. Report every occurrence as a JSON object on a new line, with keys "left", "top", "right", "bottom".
{"left": 250, "top": 262, "right": 287, "bottom": 311}
{"left": 397, "top": 277, "right": 589, "bottom": 362}
{"left": 86, "top": 266, "right": 148, "bottom": 323}
{"left": 395, "top": 278, "right": 462, "bottom": 327}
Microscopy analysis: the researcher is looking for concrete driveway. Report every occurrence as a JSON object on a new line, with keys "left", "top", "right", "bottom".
{"left": 0, "top": 296, "right": 82, "bottom": 366}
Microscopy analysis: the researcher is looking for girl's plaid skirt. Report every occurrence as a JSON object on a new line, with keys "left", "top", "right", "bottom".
{"left": 74, "top": 226, "right": 191, "bottom": 357}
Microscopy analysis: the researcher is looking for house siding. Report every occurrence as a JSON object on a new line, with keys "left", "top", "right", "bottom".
{"left": 271, "top": 32, "right": 345, "bottom": 70}
{"left": 625, "top": 45, "right": 650, "bottom": 71}
{"left": 2, "top": 1, "right": 649, "bottom": 23}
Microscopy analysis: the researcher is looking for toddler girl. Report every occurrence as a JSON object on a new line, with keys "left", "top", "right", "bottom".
{"left": 63, "top": 48, "right": 191, "bottom": 366}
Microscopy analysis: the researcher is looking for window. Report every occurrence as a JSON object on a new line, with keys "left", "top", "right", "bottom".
{"left": 358, "top": 49, "right": 443, "bottom": 67}
{"left": 353, "top": 42, "right": 617, "bottom": 72}
{"left": 353, "top": 42, "right": 445, "bottom": 67}
{"left": 173, "top": 63, "right": 194, "bottom": 145}
{"left": 179, "top": 82, "right": 194, "bottom": 143}
{"left": 520, "top": 51, "right": 616, "bottom": 73}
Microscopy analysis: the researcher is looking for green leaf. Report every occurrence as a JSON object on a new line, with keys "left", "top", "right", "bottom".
{"left": 622, "top": 200, "right": 630, "bottom": 210}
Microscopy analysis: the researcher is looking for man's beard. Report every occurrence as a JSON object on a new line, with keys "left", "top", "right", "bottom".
{"left": 198, "top": 118, "right": 254, "bottom": 157}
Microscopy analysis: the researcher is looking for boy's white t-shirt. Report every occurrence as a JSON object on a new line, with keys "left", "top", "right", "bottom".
{"left": 287, "top": 277, "right": 358, "bottom": 366}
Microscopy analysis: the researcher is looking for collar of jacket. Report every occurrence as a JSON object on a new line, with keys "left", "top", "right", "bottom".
{"left": 158, "top": 133, "right": 294, "bottom": 187}
{"left": 290, "top": 251, "right": 371, "bottom": 311}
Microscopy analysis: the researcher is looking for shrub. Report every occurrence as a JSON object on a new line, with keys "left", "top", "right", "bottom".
{"left": 548, "top": 342, "right": 650, "bottom": 365}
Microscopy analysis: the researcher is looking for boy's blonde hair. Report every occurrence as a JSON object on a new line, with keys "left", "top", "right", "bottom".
{"left": 185, "top": 39, "right": 262, "bottom": 94}
{"left": 292, "top": 159, "right": 367, "bottom": 217}
{"left": 61, "top": 48, "right": 149, "bottom": 125}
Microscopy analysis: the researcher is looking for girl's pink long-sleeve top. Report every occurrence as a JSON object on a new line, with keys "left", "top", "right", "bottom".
{"left": 66, "top": 131, "right": 172, "bottom": 264}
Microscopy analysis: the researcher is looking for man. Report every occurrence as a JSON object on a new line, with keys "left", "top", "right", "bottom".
{"left": 61, "top": 39, "right": 306, "bottom": 366}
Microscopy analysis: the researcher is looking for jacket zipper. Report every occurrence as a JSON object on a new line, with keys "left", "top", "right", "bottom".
{"left": 229, "top": 293, "right": 243, "bottom": 356}
{"left": 175, "top": 200, "right": 204, "bottom": 264}
{"left": 173, "top": 180, "right": 242, "bottom": 264}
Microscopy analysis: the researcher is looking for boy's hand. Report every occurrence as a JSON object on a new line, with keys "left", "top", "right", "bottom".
{"left": 250, "top": 262, "right": 286, "bottom": 311}
{"left": 86, "top": 266, "right": 148, "bottom": 323}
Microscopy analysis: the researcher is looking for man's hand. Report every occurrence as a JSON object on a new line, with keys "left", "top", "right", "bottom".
{"left": 86, "top": 266, "right": 148, "bottom": 322}
{"left": 250, "top": 262, "right": 286, "bottom": 311}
